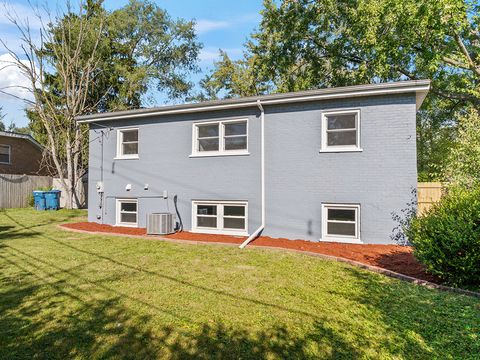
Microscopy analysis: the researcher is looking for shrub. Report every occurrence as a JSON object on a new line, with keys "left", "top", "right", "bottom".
{"left": 406, "top": 186, "right": 480, "bottom": 288}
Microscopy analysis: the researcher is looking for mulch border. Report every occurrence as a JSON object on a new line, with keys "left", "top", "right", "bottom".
{"left": 58, "top": 224, "right": 480, "bottom": 298}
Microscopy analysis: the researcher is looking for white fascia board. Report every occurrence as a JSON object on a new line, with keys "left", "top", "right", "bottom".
{"left": 77, "top": 84, "right": 431, "bottom": 124}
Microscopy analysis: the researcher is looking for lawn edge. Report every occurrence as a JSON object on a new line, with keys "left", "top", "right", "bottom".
{"left": 57, "top": 224, "right": 480, "bottom": 298}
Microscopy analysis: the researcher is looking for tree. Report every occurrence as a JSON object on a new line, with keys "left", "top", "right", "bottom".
{"left": 1, "top": 3, "right": 107, "bottom": 208}
{"left": 199, "top": 0, "right": 480, "bottom": 179}
{"left": 1, "top": 0, "right": 201, "bottom": 208}
{"left": 442, "top": 107, "right": 480, "bottom": 188}
{"left": 0, "top": 106, "right": 5, "bottom": 131}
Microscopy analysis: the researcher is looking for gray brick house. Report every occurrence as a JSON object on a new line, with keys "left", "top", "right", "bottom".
{"left": 77, "top": 80, "right": 430, "bottom": 245}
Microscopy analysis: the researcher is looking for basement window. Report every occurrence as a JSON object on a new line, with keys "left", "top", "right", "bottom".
{"left": 191, "top": 119, "right": 248, "bottom": 157}
{"left": 116, "top": 128, "right": 139, "bottom": 159}
{"left": 192, "top": 201, "right": 248, "bottom": 235}
{"left": 320, "top": 110, "right": 362, "bottom": 152}
{"left": 116, "top": 199, "right": 138, "bottom": 227}
{"left": 321, "top": 204, "right": 361, "bottom": 243}
{"left": 0, "top": 144, "right": 11, "bottom": 164}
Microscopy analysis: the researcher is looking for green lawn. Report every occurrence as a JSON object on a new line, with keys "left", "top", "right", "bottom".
{"left": 0, "top": 209, "right": 479, "bottom": 359}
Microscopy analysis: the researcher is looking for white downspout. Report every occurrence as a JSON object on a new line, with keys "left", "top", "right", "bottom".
{"left": 240, "top": 99, "right": 265, "bottom": 249}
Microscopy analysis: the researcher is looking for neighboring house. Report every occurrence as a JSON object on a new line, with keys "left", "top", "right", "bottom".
{"left": 78, "top": 80, "right": 430, "bottom": 244}
{"left": 0, "top": 131, "right": 47, "bottom": 175}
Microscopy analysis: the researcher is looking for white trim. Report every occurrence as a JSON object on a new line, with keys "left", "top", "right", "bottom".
{"left": 321, "top": 109, "right": 361, "bottom": 152}
{"left": 115, "top": 198, "right": 138, "bottom": 227}
{"left": 321, "top": 203, "right": 361, "bottom": 243}
{"left": 191, "top": 118, "right": 248, "bottom": 157}
{"left": 319, "top": 148, "right": 363, "bottom": 153}
{"left": 116, "top": 128, "right": 139, "bottom": 159}
{"left": 77, "top": 81, "right": 431, "bottom": 123}
{"left": 191, "top": 200, "right": 249, "bottom": 236}
{"left": 0, "top": 144, "right": 11, "bottom": 165}
{"left": 189, "top": 152, "right": 250, "bottom": 158}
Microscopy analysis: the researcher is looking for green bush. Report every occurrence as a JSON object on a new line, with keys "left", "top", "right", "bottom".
{"left": 407, "top": 187, "right": 480, "bottom": 289}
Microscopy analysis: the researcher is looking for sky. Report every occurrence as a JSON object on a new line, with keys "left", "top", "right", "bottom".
{"left": 0, "top": 0, "right": 264, "bottom": 127}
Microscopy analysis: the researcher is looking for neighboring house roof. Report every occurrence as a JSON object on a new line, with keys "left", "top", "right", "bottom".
{"left": 76, "top": 79, "right": 431, "bottom": 124}
{"left": 0, "top": 131, "right": 44, "bottom": 150}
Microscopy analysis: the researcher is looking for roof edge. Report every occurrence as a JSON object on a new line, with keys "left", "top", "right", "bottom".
{"left": 0, "top": 131, "right": 44, "bottom": 150}
{"left": 77, "top": 80, "right": 431, "bottom": 124}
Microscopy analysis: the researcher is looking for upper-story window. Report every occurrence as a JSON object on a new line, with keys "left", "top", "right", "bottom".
{"left": 321, "top": 110, "right": 361, "bottom": 152}
{"left": 116, "top": 128, "right": 139, "bottom": 159}
{"left": 192, "top": 119, "right": 248, "bottom": 156}
{"left": 0, "top": 144, "right": 11, "bottom": 164}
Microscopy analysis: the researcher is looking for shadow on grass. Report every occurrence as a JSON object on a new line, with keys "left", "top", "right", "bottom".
{"left": 330, "top": 266, "right": 480, "bottom": 358}
{"left": 1, "top": 210, "right": 479, "bottom": 359}
{"left": 0, "top": 253, "right": 360, "bottom": 359}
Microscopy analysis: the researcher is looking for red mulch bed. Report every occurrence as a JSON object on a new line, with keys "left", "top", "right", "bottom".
{"left": 62, "top": 222, "right": 437, "bottom": 283}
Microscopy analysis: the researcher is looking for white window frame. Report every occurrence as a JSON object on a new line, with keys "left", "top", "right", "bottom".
{"left": 116, "top": 199, "right": 138, "bottom": 227}
{"left": 321, "top": 203, "right": 361, "bottom": 244}
{"left": 191, "top": 200, "right": 248, "bottom": 236}
{"left": 0, "top": 144, "right": 11, "bottom": 164}
{"left": 116, "top": 128, "right": 139, "bottom": 159}
{"left": 320, "top": 109, "right": 362, "bottom": 152}
{"left": 190, "top": 119, "right": 249, "bottom": 157}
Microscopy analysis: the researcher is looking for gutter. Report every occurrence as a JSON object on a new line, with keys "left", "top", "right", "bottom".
{"left": 76, "top": 80, "right": 431, "bottom": 123}
{"left": 240, "top": 100, "right": 265, "bottom": 249}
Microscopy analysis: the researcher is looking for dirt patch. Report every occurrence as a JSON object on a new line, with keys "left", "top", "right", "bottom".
{"left": 62, "top": 222, "right": 437, "bottom": 283}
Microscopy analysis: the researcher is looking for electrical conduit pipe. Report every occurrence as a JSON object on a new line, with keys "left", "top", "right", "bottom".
{"left": 239, "top": 99, "right": 265, "bottom": 249}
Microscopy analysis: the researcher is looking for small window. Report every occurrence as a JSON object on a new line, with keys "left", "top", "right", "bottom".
{"left": 321, "top": 110, "right": 361, "bottom": 152}
{"left": 117, "top": 128, "right": 139, "bottom": 158}
{"left": 322, "top": 204, "right": 360, "bottom": 243}
{"left": 116, "top": 199, "right": 138, "bottom": 226}
{"left": 0, "top": 144, "right": 11, "bottom": 164}
{"left": 192, "top": 201, "right": 248, "bottom": 235}
{"left": 192, "top": 120, "right": 248, "bottom": 156}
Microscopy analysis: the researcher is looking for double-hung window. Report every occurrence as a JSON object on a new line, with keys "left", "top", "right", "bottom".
{"left": 321, "top": 110, "right": 361, "bottom": 152}
{"left": 0, "top": 144, "right": 11, "bottom": 164}
{"left": 192, "top": 201, "right": 248, "bottom": 235}
{"left": 116, "top": 199, "right": 138, "bottom": 227}
{"left": 117, "top": 128, "right": 139, "bottom": 159}
{"left": 192, "top": 119, "right": 248, "bottom": 156}
{"left": 322, "top": 204, "right": 361, "bottom": 243}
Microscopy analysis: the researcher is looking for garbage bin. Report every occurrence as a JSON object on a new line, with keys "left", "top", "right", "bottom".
{"left": 44, "top": 190, "right": 61, "bottom": 210}
{"left": 33, "top": 191, "right": 46, "bottom": 211}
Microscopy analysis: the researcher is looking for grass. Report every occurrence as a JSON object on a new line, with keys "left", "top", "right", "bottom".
{"left": 0, "top": 208, "right": 479, "bottom": 359}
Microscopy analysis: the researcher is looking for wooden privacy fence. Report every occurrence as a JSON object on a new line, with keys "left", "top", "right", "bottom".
{"left": 417, "top": 182, "right": 443, "bottom": 215}
{"left": 0, "top": 174, "right": 52, "bottom": 209}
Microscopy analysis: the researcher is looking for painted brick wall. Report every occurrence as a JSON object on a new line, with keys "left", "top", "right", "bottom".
{"left": 87, "top": 93, "right": 417, "bottom": 244}
{"left": 0, "top": 136, "right": 46, "bottom": 175}
{"left": 264, "top": 94, "right": 417, "bottom": 244}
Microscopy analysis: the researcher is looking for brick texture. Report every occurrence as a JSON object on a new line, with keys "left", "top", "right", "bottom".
{"left": 0, "top": 135, "right": 48, "bottom": 175}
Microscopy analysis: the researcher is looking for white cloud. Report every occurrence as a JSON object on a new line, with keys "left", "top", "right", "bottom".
{"left": 195, "top": 19, "right": 230, "bottom": 34}
{"left": 0, "top": 53, "right": 33, "bottom": 102}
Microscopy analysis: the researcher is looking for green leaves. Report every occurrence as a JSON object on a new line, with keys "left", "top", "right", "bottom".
{"left": 197, "top": 0, "right": 479, "bottom": 179}
{"left": 407, "top": 186, "right": 480, "bottom": 288}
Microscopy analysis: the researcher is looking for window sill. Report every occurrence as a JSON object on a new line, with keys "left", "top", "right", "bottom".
{"left": 192, "top": 228, "right": 249, "bottom": 237}
{"left": 114, "top": 156, "right": 139, "bottom": 160}
{"left": 114, "top": 223, "right": 138, "bottom": 228}
{"left": 319, "top": 237, "right": 363, "bottom": 244}
{"left": 319, "top": 148, "right": 363, "bottom": 153}
{"left": 0, "top": 162, "right": 11, "bottom": 165}
{"left": 189, "top": 151, "right": 250, "bottom": 158}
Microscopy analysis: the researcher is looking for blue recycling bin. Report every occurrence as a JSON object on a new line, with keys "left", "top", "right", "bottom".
{"left": 44, "top": 190, "right": 61, "bottom": 210}
{"left": 33, "top": 191, "right": 46, "bottom": 210}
